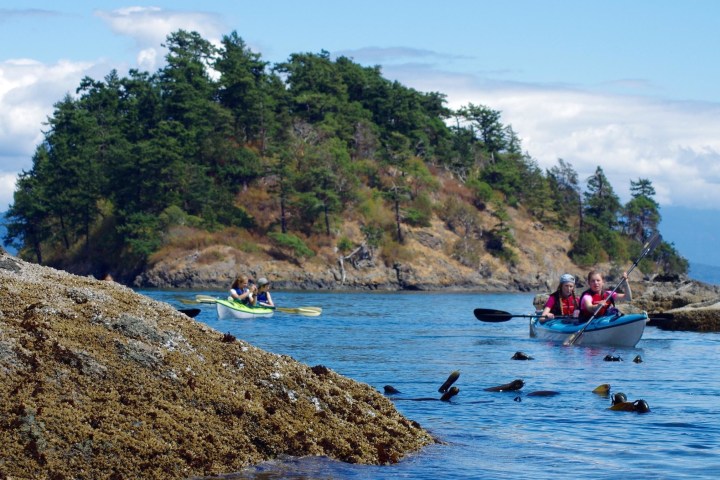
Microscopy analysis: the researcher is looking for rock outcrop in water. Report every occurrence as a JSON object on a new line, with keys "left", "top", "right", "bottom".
{"left": 0, "top": 252, "right": 434, "bottom": 478}
{"left": 657, "top": 302, "right": 720, "bottom": 331}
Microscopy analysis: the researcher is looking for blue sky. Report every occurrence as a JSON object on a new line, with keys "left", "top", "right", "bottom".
{"left": 1, "top": 1, "right": 719, "bottom": 264}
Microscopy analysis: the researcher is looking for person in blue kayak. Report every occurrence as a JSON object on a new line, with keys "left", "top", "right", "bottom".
{"left": 579, "top": 270, "right": 631, "bottom": 321}
{"left": 539, "top": 273, "right": 580, "bottom": 322}
{"left": 229, "top": 274, "right": 256, "bottom": 306}
{"left": 256, "top": 277, "right": 275, "bottom": 307}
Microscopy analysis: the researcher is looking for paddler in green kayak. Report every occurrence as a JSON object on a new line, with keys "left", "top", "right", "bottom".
{"left": 229, "top": 274, "right": 256, "bottom": 306}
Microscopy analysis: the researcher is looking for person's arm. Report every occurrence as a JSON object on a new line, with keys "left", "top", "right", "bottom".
{"left": 614, "top": 272, "right": 632, "bottom": 302}
{"left": 247, "top": 286, "right": 257, "bottom": 305}
{"left": 264, "top": 292, "right": 274, "bottom": 307}
{"left": 571, "top": 296, "right": 581, "bottom": 317}
{"left": 539, "top": 296, "right": 555, "bottom": 322}
{"left": 230, "top": 288, "right": 252, "bottom": 302}
{"left": 623, "top": 281, "right": 632, "bottom": 301}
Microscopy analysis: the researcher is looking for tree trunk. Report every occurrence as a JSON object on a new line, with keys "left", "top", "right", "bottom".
{"left": 395, "top": 197, "right": 403, "bottom": 243}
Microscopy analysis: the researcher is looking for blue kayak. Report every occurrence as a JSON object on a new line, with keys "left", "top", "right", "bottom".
{"left": 529, "top": 312, "right": 647, "bottom": 347}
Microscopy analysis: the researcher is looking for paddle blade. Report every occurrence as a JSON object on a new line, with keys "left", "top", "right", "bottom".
{"left": 299, "top": 307, "right": 322, "bottom": 313}
{"left": 473, "top": 308, "right": 513, "bottom": 322}
{"left": 563, "top": 331, "right": 581, "bottom": 346}
{"left": 195, "top": 295, "right": 219, "bottom": 304}
{"left": 177, "top": 298, "right": 200, "bottom": 305}
{"left": 276, "top": 306, "right": 322, "bottom": 317}
{"left": 643, "top": 232, "right": 662, "bottom": 256}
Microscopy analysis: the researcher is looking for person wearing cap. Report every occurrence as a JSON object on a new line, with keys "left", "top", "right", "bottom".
{"left": 579, "top": 270, "right": 631, "bottom": 321}
{"left": 255, "top": 277, "right": 274, "bottom": 307}
{"left": 539, "top": 273, "right": 580, "bottom": 323}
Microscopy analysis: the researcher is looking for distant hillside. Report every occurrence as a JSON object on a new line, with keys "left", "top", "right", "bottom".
{"left": 3, "top": 30, "right": 687, "bottom": 284}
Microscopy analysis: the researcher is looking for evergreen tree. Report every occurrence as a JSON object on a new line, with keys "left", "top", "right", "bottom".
{"left": 456, "top": 103, "right": 507, "bottom": 156}
{"left": 2, "top": 28, "right": 687, "bottom": 280}
{"left": 546, "top": 159, "right": 581, "bottom": 229}
{"left": 570, "top": 166, "right": 624, "bottom": 263}
{"left": 275, "top": 51, "right": 349, "bottom": 128}
{"left": 581, "top": 166, "right": 624, "bottom": 259}
{"left": 4, "top": 164, "right": 50, "bottom": 263}
{"left": 583, "top": 166, "right": 622, "bottom": 229}
{"left": 624, "top": 178, "right": 660, "bottom": 241}
{"left": 215, "top": 31, "right": 288, "bottom": 151}
{"left": 380, "top": 132, "right": 414, "bottom": 243}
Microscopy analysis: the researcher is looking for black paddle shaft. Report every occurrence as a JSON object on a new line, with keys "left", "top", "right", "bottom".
{"left": 473, "top": 308, "right": 573, "bottom": 323}
{"left": 473, "top": 308, "right": 514, "bottom": 322}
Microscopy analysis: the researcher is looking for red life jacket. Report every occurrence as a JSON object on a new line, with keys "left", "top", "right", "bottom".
{"left": 579, "top": 289, "right": 615, "bottom": 320}
{"left": 549, "top": 290, "right": 579, "bottom": 316}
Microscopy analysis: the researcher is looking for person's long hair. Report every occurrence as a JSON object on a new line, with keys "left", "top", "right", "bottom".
{"left": 231, "top": 275, "right": 248, "bottom": 290}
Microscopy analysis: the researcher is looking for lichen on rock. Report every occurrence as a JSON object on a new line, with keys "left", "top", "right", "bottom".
{"left": 0, "top": 253, "right": 434, "bottom": 478}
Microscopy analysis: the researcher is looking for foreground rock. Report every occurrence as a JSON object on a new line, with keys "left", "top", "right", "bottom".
{"left": 0, "top": 253, "right": 434, "bottom": 478}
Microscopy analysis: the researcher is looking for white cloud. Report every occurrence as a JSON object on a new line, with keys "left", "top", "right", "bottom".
{"left": 385, "top": 64, "right": 720, "bottom": 209}
{"left": 95, "top": 7, "right": 227, "bottom": 71}
{"left": 0, "top": 7, "right": 229, "bottom": 208}
{"left": 136, "top": 48, "right": 158, "bottom": 71}
{"left": 0, "top": 56, "right": 123, "bottom": 216}
{"left": 0, "top": 172, "right": 16, "bottom": 211}
{"left": 0, "top": 57, "right": 102, "bottom": 172}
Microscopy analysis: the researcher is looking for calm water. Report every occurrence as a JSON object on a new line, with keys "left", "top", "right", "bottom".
{"left": 145, "top": 290, "right": 720, "bottom": 479}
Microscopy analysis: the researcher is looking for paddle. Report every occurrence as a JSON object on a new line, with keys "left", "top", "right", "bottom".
{"left": 564, "top": 232, "right": 662, "bottom": 346}
{"left": 194, "top": 295, "right": 322, "bottom": 317}
{"left": 473, "top": 308, "right": 573, "bottom": 323}
{"left": 276, "top": 306, "right": 322, "bottom": 317}
{"left": 177, "top": 297, "right": 201, "bottom": 305}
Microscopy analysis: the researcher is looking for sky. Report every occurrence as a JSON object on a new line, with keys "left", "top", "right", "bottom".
{"left": 1, "top": 1, "right": 719, "bottom": 264}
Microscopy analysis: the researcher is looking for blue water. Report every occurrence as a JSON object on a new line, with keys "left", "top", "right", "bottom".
{"left": 690, "top": 262, "right": 720, "bottom": 286}
{"left": 146, "top": 290, "right": 720, "bottom": 479}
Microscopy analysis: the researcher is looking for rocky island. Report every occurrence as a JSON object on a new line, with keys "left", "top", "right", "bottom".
{"left": 0, "top": 251, "right": 434, "bottom": 478}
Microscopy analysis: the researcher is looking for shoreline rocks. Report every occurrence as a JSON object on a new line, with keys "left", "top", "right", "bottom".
{"left": 138, "top": 250, "right": 720, "bottom": 333}
{"left": 0, "top": 253, "right": 434, "bottom": 478}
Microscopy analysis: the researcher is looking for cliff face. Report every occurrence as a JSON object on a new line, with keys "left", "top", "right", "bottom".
{"left": 0, "top": 253, "right": 434, "bottom": 478}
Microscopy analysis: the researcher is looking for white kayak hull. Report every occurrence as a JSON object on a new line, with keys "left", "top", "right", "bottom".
{"left": 215, "top": 299, "right": 274, "bottom": 319}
